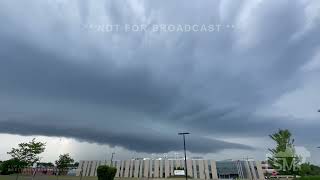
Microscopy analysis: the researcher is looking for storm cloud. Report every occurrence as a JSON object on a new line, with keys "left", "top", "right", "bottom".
{"left": 0, "top": 0, "right": 320, "bottom": 154}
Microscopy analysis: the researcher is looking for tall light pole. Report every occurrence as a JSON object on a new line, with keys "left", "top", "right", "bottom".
{"left": 317, "top": 110, "right": 319, "bottom": 149}
{"left": 110, "top": 152, "right": 115, "bottom": 166}
{"left": 178, "top": 132, "right": 190, "bottom": 180}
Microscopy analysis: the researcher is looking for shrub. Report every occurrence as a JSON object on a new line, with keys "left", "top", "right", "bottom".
{"left": 97, "top": 165, "right": 117, "bottom": 180}
{"left": 174, "top": 167, "right": 184, "bottom": 170}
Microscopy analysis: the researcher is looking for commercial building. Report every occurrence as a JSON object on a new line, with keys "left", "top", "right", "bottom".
{"left": 77, "top": 158, "right": 265, "bottom": 179}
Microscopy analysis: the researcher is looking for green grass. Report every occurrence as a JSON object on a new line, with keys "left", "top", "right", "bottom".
{"left": 0, "top": 175, "right": 197, "bottom": 180}
{"left": 0, "top": 175, "right": 97, "bottom": 180}
{"left": 299, "top": 176, "right": 320, "bottom": 180}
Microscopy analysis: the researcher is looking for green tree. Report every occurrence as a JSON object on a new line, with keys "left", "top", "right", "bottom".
{"left": 300, "top": 163, "right": 312, "bottom": 176}
{"left": 0, "top": 159, "right": 27, "bottom": 175}
{"left": 97, "top": 165, "right": 117, "bottom": 180}
{"left": 309, "top": 164, "right": 320, "bottom": 176}
{"left": 55, "top": 154, "right": 74, "bottom": 175}
{"left": 298, "top": 163, "right": 320, "bottom": 177}
{"left": 73, "top": 162, "right": 79, "bottom": 167}
{"left": 37, "top": 162, "right": 54, "bottom": 168}
{"left": 7, "top": 138, "right": 46, "bottom": 166}
{"left": 268, "top": 129, "right": 301, "bottom": 175}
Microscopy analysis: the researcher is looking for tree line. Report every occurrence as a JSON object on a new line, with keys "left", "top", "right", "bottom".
{"left": 0, "top": 138, "right": 76, "bottom": 176}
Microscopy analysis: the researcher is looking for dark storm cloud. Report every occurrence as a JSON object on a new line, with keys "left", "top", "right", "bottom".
{"left": 0, "top": 0, "right": 320, "bottom": 153}
{"left": 0, "top": 40, "right": 178, "bottom": 115}
{"left": 0, "top": 119, "right": 252, "bottom": 153}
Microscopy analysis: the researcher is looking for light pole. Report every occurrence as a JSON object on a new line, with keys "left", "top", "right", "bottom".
{"left": 178, "top": 132, "right": 190, "bottom": 180}
{"left": 317, "top": 110, "right": 319, "bottom": 149}
{"left": 110, "top": 152, "right": 115, "bottom": 167}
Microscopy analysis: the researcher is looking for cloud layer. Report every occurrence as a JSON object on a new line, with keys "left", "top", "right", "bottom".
{"left": 0, "top": 0, "right": 320, "bottom": 154}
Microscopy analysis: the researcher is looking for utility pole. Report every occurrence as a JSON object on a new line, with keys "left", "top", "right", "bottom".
{"left": 178, "top": 132, "right": 190, "bottom": 180}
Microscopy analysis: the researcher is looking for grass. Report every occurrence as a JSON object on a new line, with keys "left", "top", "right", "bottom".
{"left": 0, "top": 175, "right": 191, "bottom": 180}
{"left": 0, "top": 175, "right": 96, "bottom": 180}
{"left": 299, "top": 176, "right": 320, "bottom": 180}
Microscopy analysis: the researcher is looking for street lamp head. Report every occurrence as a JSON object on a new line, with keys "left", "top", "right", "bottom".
{"left": 178, "top": 132, "right": 190, "bottom": 135}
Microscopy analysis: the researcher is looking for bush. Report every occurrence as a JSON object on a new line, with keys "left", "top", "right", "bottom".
{"left": 97, "top": 165, "right": 117, "bottom": 180}
{"left": 174, "top": 167, "right": 184, "bottom": 170}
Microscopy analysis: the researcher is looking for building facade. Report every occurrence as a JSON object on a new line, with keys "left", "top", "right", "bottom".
{"left": 77, "top": 159, "right": 265, "bottom": 179}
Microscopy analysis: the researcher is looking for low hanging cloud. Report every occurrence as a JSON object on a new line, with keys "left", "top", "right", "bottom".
{"left": 0, "top": 0, "right": 320, "bottom": 153}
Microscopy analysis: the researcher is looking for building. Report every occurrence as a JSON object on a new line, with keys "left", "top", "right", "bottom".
{"left": 77, "top": 159, "right": 265, "bottom": 179}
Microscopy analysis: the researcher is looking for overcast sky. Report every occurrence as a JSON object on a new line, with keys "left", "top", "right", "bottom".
{"left": 0, "top": 0, "right": 320, "bottom": 164}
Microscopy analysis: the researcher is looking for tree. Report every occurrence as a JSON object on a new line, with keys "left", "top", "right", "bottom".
{"left": 97, "top": 165, "right": 117, "bottom": 180}
{"left": 37, "top": 162, "right": 54, "bottom": 168}
{"left": 73, "top": 162, "right": 79, "bottom": 167}
{"left": 299, "top": 163, "right": 312, "bottom": 176}
{"left": 299, "top": 163, "right": 320, "bottom": 176}
{"left": 310, "top": 164, "right": 320, "bottom": 175}
{"left": 0, "top": 159, "right": 27, "bottom": 175}
{"left": 268, "top": 129, "right": 301, "bottom": 175}
{"left": 7, "top": 138, "right": 46, "bottom": 166}
{"left": 55, "top": 154, "right": 74, "bottom": 175}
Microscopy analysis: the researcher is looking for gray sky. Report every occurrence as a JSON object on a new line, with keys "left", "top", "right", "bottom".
{"left": 0, "top": 0, "right": 320, "bottom": 164}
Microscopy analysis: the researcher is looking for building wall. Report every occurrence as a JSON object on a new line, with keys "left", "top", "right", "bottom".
{"left": 154, "top": 160, "right": 160, "bottom": 178}
{"left": 124, "top": 160, "right": 130, "bottom": 177}
{"left": 77, "top": 159, "right": 264, "bottom": 179}
{"left": 210, "top": 160, "right": 218, "bottom": 180}
{"left": 76, "top": 161, "right": 84, "bottom": 176}
{"left": 204, "top": 160, "right": 210, "bottom": 179}
{"left": 160, "top": 160, "right": 163, "bottom": 178}
{"left": 134, "top": 160, "right": 139, "bottom": 177}
{"left": 115, "top": 160, "right": 120, "bottom": 177}
{"left": 165, "top": 160, "right": 169, "bottom": 178}
{"left": 170, "top": 160, "right": 174, "bottom": 176}
{"left": 256, "top": 161, "right": 266, "bottom": 180}
{"left": 144, "top": 159, "right": 149, "bottom": 178}
{"left": 187, "top": 160, "right": 193, "bottom": 177}
{"left": 198, "top": 160, "right": 205, "bottom": 179}
{"left": 139, "top": 160, "right": 143, "bottom": 178}
{"left": 120, "top": 160, "right": 124, "bottom": 177}
{"left": 193, "top": 160, "right": 198, "bottom": 178}
{"left": 249, "top": 161, "right": 257, "bottom": 180}
{"left": 244, "top": 161, "right": 253, "bottom": 180}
